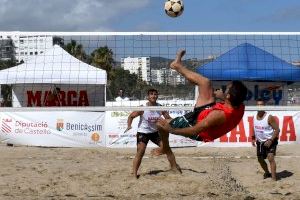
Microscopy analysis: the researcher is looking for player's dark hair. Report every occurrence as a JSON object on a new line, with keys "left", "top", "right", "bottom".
{"left": 228, "top": 81, "right": 248, "bottom": 107}
{"left": 147, "top": 88, "right": 158, "bottom": 95}
{"left": 256, "top": 97, "right": 264, "bottom": 102}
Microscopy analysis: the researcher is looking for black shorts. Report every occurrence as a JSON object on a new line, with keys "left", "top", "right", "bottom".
{"left": 256, "top": 139, "right": 278, "bottom": 159}
{"left": 136, "top": 132, "right": 161, "bottom": 146}
{"left": 169, "top": 102, "right": 215, "bottom": 129}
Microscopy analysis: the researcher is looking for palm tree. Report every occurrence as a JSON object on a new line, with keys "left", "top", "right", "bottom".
{"left": 64, "top": 40, "right": 87, "bottom": 61}
{"left": 0, "top": 59, "right": 17, "bottom": 107}
{"left": 53, "top": 36, "right": 64, "bottom": 46}
{"left": 90, "top": 46, "right": 114, "bottom": 80}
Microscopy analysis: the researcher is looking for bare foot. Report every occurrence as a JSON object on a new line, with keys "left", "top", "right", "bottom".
{"left": 135, "top": 174, "right": 140, "bottom": 179}
{"left": 170, "top": 49, "right": 186, "bottom": 70}
{"left": 132, "top": 172, "right": 140, "bottom": 179}
{"left": 151, "top": 148, "right": 165, "bottom": 156}
{"left": 170, "top": 164, "right": 182, "bottom": 174}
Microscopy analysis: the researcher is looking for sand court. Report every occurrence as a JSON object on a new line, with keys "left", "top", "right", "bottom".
{"left": 0, "top": 144, "right": 299, "bottom": 200}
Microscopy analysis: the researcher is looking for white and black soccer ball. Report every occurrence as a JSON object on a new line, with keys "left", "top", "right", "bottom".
{"left": 164, "top": 0, "right": 184, "bottom": 18}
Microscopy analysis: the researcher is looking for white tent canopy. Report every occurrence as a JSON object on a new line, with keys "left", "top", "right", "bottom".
{"left": 0, "top": 45, "right": 107, "bottom": 85}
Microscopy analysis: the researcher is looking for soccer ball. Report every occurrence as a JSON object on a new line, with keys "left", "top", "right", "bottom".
{"left": 164, "top": 0, "right": 184, "bottom": 18}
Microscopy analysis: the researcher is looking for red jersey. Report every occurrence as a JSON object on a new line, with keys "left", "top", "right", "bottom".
{"left": 196, "top": 102, "right": 245, "bottom": 142}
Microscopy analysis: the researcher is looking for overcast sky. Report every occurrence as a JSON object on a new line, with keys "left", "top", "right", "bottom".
{"left": 0, "top": 0, "right": 300, "bottom": 32}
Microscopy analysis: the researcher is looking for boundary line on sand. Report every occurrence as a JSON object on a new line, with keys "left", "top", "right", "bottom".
{"left": 116, "top": 155, "right": 300, "bottom": 159}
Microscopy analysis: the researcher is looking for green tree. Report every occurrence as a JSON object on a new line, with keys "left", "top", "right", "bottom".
{"left": 0, "top": 60, "right": 18, "bottom": 106}
{"left": 108, "top": 68, "right": 147, "bottom": 101}
{"left": 1, "top": 85, "right": 12, "bottom": 107}
{"left": 64, "top": 40, "right": 87, "bottom": 62}
{"left": 90, "top": 46, "right": 114, "bottom": 80}
{"left": 0, "top": 60, "right": 16, "bottom": 71}
{"left": 53, "top": 36, "right": 64, "bottom": 46}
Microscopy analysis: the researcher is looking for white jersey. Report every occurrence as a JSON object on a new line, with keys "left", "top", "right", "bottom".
{"left": 137, "top": 103, "right": 163, "bottom": 134}
{"left": 254, "top": 113, "right": 274, "bottom": 142}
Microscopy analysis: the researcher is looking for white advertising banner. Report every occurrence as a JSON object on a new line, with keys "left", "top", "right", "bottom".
{"left": 1, "top": 110, "right": 299, "bottom": 148}
{"left": 0, "top": 111, "right": 105, "bottom": 147}
{"left": 105, "top": 110, "right": 197, "bottom": 148}
{"left": 197, "top": 111, "right": 300, "bottom": 147}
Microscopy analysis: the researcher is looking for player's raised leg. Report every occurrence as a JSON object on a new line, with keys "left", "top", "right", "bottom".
{"left": 170, "top": 49, "right": 214, "bottom": 107}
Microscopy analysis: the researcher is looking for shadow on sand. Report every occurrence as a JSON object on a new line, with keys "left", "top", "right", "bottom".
{"left": 146, "top": 168, "right": 207, "bottom": 176}
{"left": 277, "top": 170, "right": 293, "bottom": 180}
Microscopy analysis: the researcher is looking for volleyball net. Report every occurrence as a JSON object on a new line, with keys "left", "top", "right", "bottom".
{"left": 0, "top": 32, "right": 300, "bottom": 111}
{"left": 1, "top": 32, "right": 300, "bottom": 147}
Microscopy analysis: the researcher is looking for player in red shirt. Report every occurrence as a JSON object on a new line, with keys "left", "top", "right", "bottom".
{"left": 155, "top": 50, "right": 248, "bottom": 172}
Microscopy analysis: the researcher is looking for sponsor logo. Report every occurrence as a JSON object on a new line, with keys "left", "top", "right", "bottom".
{"left": 108, "top": 134, "right": 119, "bottom": 138}
{"left": 14, "top": 120, "right": 50, "bottom": 134}
{"left": 111, "top": 111, "right": 130, "bottom": 117}
{"left": 56, "top": 119, "right": 102, "bottom": 133}
{"left": 1, "top": 118, "right": 13, "bottom": 133}
{"left": 91, "top": 132, "right": 100, "bottom": 142}
{"left": 66, "top": 123, "right": 102, "bottom": 132}
{"left": 247, "top": 85, "right": 282, "bottom": 105}
{"left": 56, "top": 119, "right": 64, "bottom": 131}
{"left": 27, "top": 90, "right": 90, "bottom": 106}
{"left": 220, "top": 115, "right": 296, "bottom": 142}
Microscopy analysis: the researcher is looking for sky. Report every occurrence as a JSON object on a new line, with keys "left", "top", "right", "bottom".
{"left": 0, "top": 0, "right": 300, "bottom": 32}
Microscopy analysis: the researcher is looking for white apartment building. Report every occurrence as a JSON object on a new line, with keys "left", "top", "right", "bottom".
{"left": 168, "top": 69, "right": 185, "bottom": 86}
{"left": 6, "top": 34, "right": 53, "bottom": 62}
{"left": 151, "top": 68, "right": 168, "bottom": 84}
{"left": 152, "top": 68, "right": 185, "bottom": 86}
{"left": 121, "top": 57, "right": 150, "bottom": 83}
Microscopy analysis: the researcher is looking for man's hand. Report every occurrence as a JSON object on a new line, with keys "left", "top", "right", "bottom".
{"left": 251, "top": 140, "right": 256, "bottom": 147}
{"left": 124, "top": 126, "right": 132, "bottom": 133}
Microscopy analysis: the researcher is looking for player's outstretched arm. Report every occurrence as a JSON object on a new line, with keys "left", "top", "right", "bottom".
{"left": 125, "top": 111, "right": 143, "bottom": 132}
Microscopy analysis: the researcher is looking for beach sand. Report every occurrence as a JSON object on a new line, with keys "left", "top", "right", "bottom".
{"left": 0, "top": 143, "right": 299, "bottom": 200}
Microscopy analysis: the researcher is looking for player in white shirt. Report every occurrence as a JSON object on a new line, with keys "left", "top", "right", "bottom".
{"left": 252, "top": 98, "right": 280, "bottom": 181}
{"left": 125, "top": 89, "right": 173, "bottom": 179}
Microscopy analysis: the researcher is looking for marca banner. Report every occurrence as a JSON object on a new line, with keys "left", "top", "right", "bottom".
{"left": 12, "top": 84, "right": 105, "bottom": 107}
{"left": 198, "top": 111, "right": 300, "bottom": 147}
{"left": 0, "top": 111, "right": 105, "bottom": 147}
{"left": 105, "top": 110, "right": 197, "bottom": 148}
